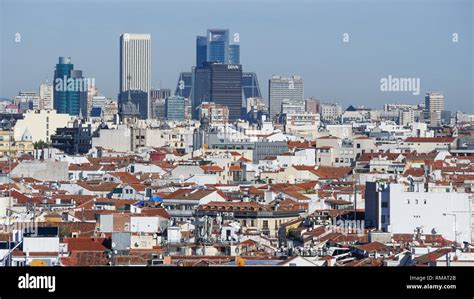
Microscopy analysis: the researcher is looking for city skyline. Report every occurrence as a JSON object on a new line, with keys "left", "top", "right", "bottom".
{"left": 0, "top": 0, "right": 472, "bottom": 113}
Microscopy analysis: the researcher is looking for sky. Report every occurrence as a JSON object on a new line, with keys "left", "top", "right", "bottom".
{"left": 0, "top": 0, "right": 473, "bottom": 112}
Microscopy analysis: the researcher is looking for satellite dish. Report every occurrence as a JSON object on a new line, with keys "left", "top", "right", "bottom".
{"left": 112, "top": 242, "right": 116, "bottom": 248}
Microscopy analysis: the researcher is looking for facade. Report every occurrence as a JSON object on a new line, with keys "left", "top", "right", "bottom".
{"left": 425, "top": 92, "right": 444, "bottom": 126}
{"left": 196, "top": 36, "right": 207, "bottom": 68}
{"left": 229, "top": 44, "right": 240, "bottom": 64}
{"left": 268, "top": 75, "right": 304, "bottom": 121}
{"left": 39, "top": 83, "right": 54, "bottom": 110}
{"left": 174, "top": 72, "right": 193, "bottom": 98}
{"left": 119, "top": 33, "right": 151, "bottom": 119}
{"left": 319, "top": 103, "right": 343, "bottom": 122}
{"left": 192, "top": 63, "right": 242, "bottom": 121}
{"left": 242, "top": 72, "right": 262, "bottom": 100}
{"left": 53, "top": 57, "right": 88, "bottom": 116}
{"left": 365, "top": 182, "right": 472, "bottom": 244}
{"left": 118, "top": 90, "right": 148, "bottom": 120}
{"left": 13, "top": 109, "right": 74, "bottom": 143}
{"left": 0, "top": 130, "right": 34, "bottom": 157}
{"left": 165, "top": 96, "right": 185, "bottom": 121}
{"left": 50, "top": 121, "right": 92, "bottom": 155}
{"left": 198, "top": 102, "right": 229, "bottom": 124}
{"left": 207, "top": 29, "right": 229, "bottom": 64}
{"left": 209, "top": 63, "right": 243, "bottom": 121}
{"left": 15, "top": 91, "right": 40, "bottom": 112}
{"left": 305, "top": 98, "right": 319, "bottom": 114}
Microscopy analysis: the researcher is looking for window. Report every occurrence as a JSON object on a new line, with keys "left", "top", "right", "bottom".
{"left": 381, "top": 202, "right": 388, "bottom": 208}
{"left": 356, "top": 143, "right": 361, "bottom": 148}
{"left": 263, "top": 220, "right": 269, "bottom": 230}
{"left": 424, "top": 199, "right": 427, "bottom": 204}
{"left": 407, "top": 199, "right": 410, "bottom": 204}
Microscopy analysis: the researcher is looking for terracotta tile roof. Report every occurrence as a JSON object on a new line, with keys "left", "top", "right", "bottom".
{"left": 198, "top": 201, "right": 267, "bottom": 212}
{"left": 163, "top": 189, "right": 218, "bottom": 201}
{"left": 64, "top": 237, "right": 108, "bottom": 252}
{"left": 138, "top": 208, "right": 170, "bottom": 219}
{"left": 355, "top": 242, "right": 389, "bottom": 252}
{"left": 237, "top": 156, "right": 252, "bottom": 163}
{"left": 313, "top": 166, "right": 352, "bottom": 179}
{"left": 200, "top": 165, "right": 224, "bottom": 172}
{"left": 76, "top": 181, "right": 119, "bottom": 192}
{"left": 109, "top": 172, "right": 141, "bottom": 184}
{"left": 414, "top": 248, "right": 452, "bottom": 264}
{"left": 404, "top": 137, "right": 455, "bottom": 143}
{"left": 229, "top": 165, "right": 241, "bottom": 171}
{"left": 403, "top": 168, "right": 425, "bottom": 177}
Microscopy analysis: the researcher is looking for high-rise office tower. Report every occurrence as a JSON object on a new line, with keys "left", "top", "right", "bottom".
{"left": 209, "top": 63, "right": 242, "bottom": 121}
{"left": 242, "top": 72, "right": 262, "bottom": 99}
{"left": 150, "top": 89, "right": 171, "bottom": 101}
{"left": 39, "top": 83, "right": 54, "bottom": 110}
{"left": 229, "top": 44, "right": 240, "bottom": 64}
{"left": 425, "top": 92, "right": 444, "bottom": 126}
{"left": 192, "top": 66, "right": 211, "bottom": 119}
{"left": 53, "top": 57, "right": 88, "bottom": 116}
{"left": 192, "top": 63, "right": 242, "bottom": 121}
{"left": 207, "top": 29, "right": 229, "bottom": 64}
{"left": 196, "top": 36, "right": 208, "bottom": 68}
{"left": 174, "top": 72, "right": 193, "bottom": 98}
{"left": 119, "top": 33, "right": 151, "bottom": 119}
{"left": 268, "top": 75, "right": 304, "bottom": 121}
{"left": 165, "top": 96, "right": 186, "bottom": 121}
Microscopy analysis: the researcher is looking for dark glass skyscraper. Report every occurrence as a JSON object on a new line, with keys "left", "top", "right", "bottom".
{"left": 196, "top": 36, "right": 208, "bottom": 68}
{"left": 192, "top": 63, "right": 242, "bottom": 121}
{"left": 174, "top": 72, "right": 193, "bottom": 98}
{"left": 242, "top": 72, "right": 262, "bottom": 99}
{"left": 192, "top": 66, "right": 211, "bottom": 119}
{"left": 229, "top": 44, "right": 240, "bottom": 64}
{"left": 209, "top": 63, "right": 242, "bottom": 121}
{"left": 207, "top": 29, "right": 229, "bottom": 64}
{"left": 53, "top": 57, "right": 88, "bottom": 116}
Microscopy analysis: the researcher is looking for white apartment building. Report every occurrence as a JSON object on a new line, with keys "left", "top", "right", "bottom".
{"left": 365, "top": 182, "right": 472, "bottom": 244}
{"left": 14, "top": 109, "right": 74, "bottom": 143}
{"left": 319, "top": 103, "right": 342, "bottom": 122}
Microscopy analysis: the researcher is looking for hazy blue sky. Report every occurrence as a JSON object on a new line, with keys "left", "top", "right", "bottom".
{"left": 0, "top": 0, "right": 472, "bottom": 112}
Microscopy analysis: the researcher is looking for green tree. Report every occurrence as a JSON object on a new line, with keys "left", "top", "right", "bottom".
{"left": 33, "top": 140, "right": 49, "bottom": 150}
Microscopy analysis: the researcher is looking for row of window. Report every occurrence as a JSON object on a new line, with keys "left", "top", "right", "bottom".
{"left": 407, "top": 199, "right": 427, "bottom": 204}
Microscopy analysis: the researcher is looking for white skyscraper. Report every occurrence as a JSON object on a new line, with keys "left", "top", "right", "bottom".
{"left": 119, "top": 33, "right": 151, "bottom": 118}
{"left": 268, "top": 75, "right": 304, "bottom": 121}
{"left": 39, "top": 83, "right": 54, "bottom": 110}
{"left": 425, "top": 92, "right": 444, "bottom": 126}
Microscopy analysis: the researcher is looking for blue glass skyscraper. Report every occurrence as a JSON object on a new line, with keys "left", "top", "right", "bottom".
{"left": 53, "top": 57, "right": 88, "bottom": 116}
{"left": 196, "top": 36, "right": 207, "bottom": 68}
{"left": 207, "top": 29, "right": 229, "bottom": 64}
{"left": 229, "top": 44, "right": 240, "bottom": 64}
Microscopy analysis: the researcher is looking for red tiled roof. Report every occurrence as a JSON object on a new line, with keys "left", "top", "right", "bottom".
{"left": 200, "top": 165, "right": 224, "bottom": 172}
{"left": 64, "top": 237, "right": 108, "bottom": 252}
{"left": 404, "top": 137, "right": 455, "bottom": 143}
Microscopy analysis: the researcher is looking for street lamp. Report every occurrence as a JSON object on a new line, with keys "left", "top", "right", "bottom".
{"left": 443, "top": 213, "right": 457, "bottom": 246}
